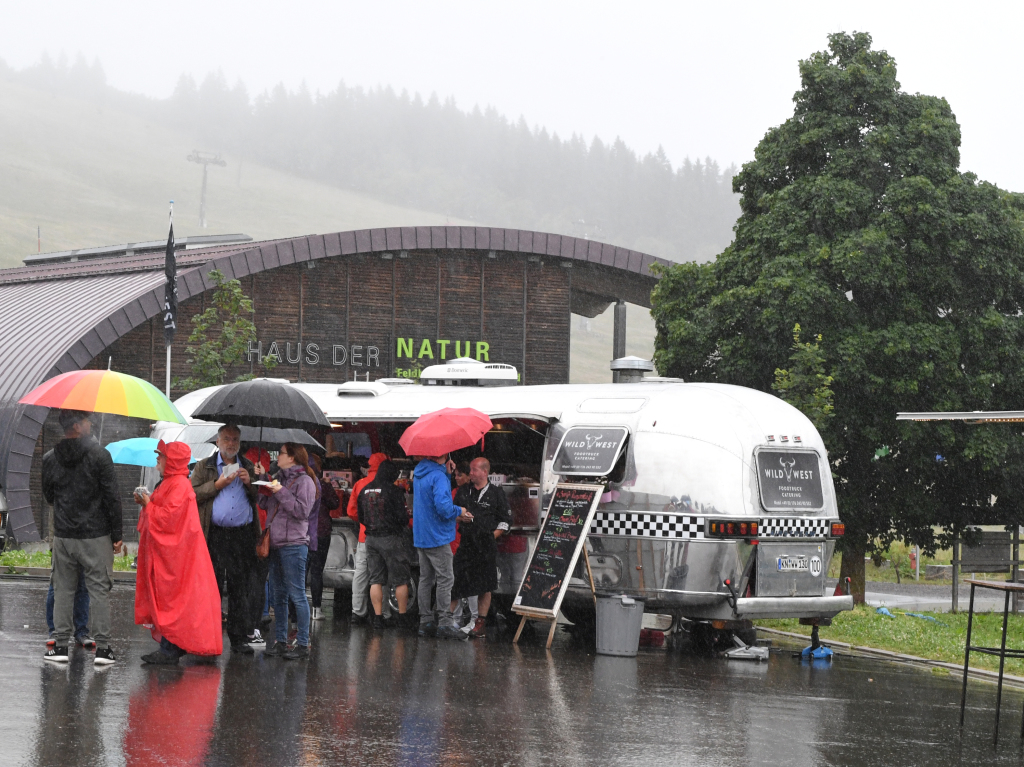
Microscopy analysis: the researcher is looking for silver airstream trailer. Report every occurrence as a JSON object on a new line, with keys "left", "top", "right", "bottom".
{"left": 160, "top": 360, "right": 853, "bottom": 630}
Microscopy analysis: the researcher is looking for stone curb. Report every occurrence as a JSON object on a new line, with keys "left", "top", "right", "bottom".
{"left": 0, "top": 567, "right": 136, "bottom": 583}
{"left": 756, "top": 626, "right": 1024, "bottom": 689}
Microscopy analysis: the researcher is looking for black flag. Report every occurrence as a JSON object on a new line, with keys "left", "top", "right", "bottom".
{"left": 163, "top": 209, "right": 177, "bottom": 346}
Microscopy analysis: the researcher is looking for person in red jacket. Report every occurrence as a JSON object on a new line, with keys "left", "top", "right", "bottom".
{"left": 346, "top": 452, "right": 389, "bottom": 624}
{"left": 134, "top": 440, "right": 223, "bottom": 664}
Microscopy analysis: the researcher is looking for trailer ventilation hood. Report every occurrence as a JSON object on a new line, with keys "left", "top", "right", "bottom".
{"left": 420, "top": 358, "right": 519, "bottom": 387}
{"left": 337, "top": 381, "right": 390, "bottom": 397}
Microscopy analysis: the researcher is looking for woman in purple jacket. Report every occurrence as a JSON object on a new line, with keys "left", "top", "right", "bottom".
{"left": 259, "top": 443, "right": 318, "bottom": 660}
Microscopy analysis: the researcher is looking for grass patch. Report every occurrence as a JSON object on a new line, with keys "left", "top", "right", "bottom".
{"left": 0, "top": 549, "right": 52, "bottom": 568}
{"left": 758, "top": 604, "right": 1024, "bottom": 675}
{"left": 1, "top": 549, "right": 134, "bottom": 572}
{"left": 828, "top": 551, "right": 1005, "bottom": 585}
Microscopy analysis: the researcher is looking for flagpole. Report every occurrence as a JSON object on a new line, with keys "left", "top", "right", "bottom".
{"left": 164, "top": 201, "right": 176, "bottom": 399}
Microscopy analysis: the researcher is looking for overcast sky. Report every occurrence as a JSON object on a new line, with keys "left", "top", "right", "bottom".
{"left": 2, "top": 1, "right": 1021, "bottom": 191}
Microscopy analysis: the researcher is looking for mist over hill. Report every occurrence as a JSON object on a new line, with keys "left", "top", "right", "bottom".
{"left": 5, "top": 53, "right": 740, "bottom": 264}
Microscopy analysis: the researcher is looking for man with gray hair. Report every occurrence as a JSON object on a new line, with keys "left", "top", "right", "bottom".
{"left": 190, "top": 423, "right": 260, "bottom": 654}
{"left": 42, "top": 409, "right": 122, "bottom": 665}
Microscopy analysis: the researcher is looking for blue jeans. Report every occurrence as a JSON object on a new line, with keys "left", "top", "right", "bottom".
{"left": 46, "top": 570, "right": 89, "bottom": 638}
{"left": 269, "top": 545, "right": 309, "bottom": 647}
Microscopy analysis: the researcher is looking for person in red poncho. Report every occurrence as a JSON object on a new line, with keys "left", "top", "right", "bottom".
{"left": 134, "top": 440, "right": 223, "bottom": 664}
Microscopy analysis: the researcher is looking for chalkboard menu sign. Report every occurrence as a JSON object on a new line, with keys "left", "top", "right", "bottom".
{"left": 755, "top": 449, "right": 825, "bottom": 512}
{"left": 512, "top": 483, "right": 603, "bottom": 617}
{"left": 552, "top": 427, "right": 628, "bottom": 476}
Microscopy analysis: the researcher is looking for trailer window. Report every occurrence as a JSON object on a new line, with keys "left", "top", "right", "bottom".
{"left": 450, "top": 418, "right": 548, "bottom": 482}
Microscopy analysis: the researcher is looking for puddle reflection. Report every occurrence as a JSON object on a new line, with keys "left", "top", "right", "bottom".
{"left": 123, "top": 665, "right": 221, "bottom": 766}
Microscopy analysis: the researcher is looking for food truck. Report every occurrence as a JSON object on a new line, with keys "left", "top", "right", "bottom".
{"left": 161, "top": 359, "right": 853, "bottom": 633}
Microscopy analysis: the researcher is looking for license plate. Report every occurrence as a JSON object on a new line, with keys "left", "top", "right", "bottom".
{"left": 777, "top": 555, "right": 809, "bottom": 572}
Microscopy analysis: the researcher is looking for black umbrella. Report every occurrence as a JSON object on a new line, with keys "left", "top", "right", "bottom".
{"left": 191, "top": 378, "right": 331, "bottom": 431}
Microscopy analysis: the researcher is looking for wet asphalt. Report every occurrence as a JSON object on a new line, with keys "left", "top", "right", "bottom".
{"left": 1, "top": 578, "right": 1023, "bottom": 766}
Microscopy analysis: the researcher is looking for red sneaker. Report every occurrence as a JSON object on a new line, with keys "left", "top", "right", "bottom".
{"left": 469, "top": 618, "right": 487, "bottom": 638}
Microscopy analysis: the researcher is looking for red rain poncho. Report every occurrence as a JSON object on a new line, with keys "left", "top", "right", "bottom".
{"left": 135, "top": 441, "right": 223, "bottom": 656}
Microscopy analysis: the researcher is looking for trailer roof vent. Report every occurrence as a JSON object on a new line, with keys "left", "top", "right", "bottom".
{"left": 610, "top": 356, "right": 654, "bottom": 384}
{"left": 337, "top": 381, "right": 390, "bottom": 397}
{"left": 420, "top": 357, "right": 518, "bottom": 387}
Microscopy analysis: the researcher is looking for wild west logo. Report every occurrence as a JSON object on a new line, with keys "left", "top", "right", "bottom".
{"left": 763, "top": 455, "right": 815, "bottom": 482}
{"left": 563, "top": 433, "right": 618, "bottom": 450}
{"left": 780, "top": 456, "right": 796, "bottom": 481}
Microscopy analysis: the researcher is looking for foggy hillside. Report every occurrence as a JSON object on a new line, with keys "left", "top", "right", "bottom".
{"left": 4, "top": 54, "right": 740, "bottom": 265}
{"left": 0, "top": 59, "right": 470, "bottom": 270}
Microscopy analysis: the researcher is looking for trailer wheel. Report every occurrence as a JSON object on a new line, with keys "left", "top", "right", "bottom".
{"left": 689, "top": 621, "right": 717, "bottom": 654}
{"left": 387, "top": 577, "right": 419, "bottom": 617}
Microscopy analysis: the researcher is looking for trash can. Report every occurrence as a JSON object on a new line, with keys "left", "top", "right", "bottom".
{"left": 595, "top": 594, "right": 646, "bottom": 657}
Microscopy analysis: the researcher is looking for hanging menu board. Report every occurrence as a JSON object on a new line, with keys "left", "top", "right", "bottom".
{"left": 755, "top": 449, "right": 825, "bottom": 512}
{"left": 512, "top": 483, "right": 604, "bottom": 618}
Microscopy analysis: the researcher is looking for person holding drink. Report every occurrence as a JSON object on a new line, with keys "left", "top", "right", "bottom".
{"left": 134, "top": 440, "right": 223, "bottom": 664}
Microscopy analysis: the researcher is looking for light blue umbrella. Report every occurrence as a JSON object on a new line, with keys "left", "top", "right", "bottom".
{"left": 104, "top": 437, "right": 194, "bottom": 467}
{"left": 105, "top": 438, "right": 159, "bottom": 467}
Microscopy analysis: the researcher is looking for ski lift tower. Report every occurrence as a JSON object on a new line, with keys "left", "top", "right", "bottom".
{"left": 186, "top": 150, "right": 227, "bottom": 228}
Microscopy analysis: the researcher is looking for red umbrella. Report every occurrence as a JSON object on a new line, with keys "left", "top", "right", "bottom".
{"left": 399, "top": 407, "right": 492, "bottom": 457}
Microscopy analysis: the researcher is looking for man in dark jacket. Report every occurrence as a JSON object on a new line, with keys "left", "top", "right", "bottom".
{"left": 42, "top": 409, "right": 122, "bottom": 665}
{"left": 451, "top": 457, "right": 511, "bottom": 637}
{"left": 189, "top": 423, "right": 260, "bottom": 654}
{"left": 357, "top": 461, "right": 413, "bottom": 630}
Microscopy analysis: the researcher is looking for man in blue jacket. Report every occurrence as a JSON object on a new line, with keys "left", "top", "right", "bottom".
{"left": 413, "top": 454, "right": 473, "bottom": 640}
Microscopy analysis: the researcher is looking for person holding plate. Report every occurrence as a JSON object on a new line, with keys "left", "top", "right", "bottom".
{"left": 258, "top": 443, "right": 319, "bottom": 660}
{"left": 190, "top": 424, "right": 261, "bottom": 655}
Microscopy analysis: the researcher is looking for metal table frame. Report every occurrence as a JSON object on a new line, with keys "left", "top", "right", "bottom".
{"left": 959, "top": 579, "right": 1024, "bottom": 743}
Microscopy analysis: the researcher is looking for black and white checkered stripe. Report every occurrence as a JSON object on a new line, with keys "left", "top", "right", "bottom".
{"left": 759, "top": 517, "right": 831, "bottom": 538}
{"left": 589, "top": 512, "right": 704, "bottom": 539}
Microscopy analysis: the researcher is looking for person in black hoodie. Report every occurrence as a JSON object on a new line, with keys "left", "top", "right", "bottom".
{"left": 41, "top": 409, "right": 123, "bottom": 665}
{"left": 357, "top": 461, "right": 413, "bottom": 630}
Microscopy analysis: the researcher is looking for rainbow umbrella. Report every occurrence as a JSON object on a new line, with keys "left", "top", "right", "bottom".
{"left": 18, "top": 370, "right": 187, "bottom": 425}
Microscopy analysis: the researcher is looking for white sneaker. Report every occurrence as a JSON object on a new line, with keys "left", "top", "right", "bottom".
{"left": 311, "top": 607, "right": 324, "bottom": 621}
{"left": 247, "top": 629, "right": 266, "bottom": 647}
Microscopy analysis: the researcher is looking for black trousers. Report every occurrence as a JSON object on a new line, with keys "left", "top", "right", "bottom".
{"left": 309, "top": 535, "right": 332, "bottom": 608}
{"left": 207, "top": 524, "right": 257, "bottom": 644}
{"left": 249, "top": 555, "right": 271, "bottom": 629}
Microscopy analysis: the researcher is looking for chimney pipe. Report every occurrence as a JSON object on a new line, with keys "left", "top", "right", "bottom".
{"left": 610, "top": 356, "right": 654, "bottom": 383}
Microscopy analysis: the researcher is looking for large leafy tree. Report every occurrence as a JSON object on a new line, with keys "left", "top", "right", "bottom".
{"left": 651, "top": 32, "right": 1024, "bottom": 600}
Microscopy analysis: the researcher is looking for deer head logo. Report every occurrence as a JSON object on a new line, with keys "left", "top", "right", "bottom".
{"left": 780, "top": 456, "right": 796, "bottom": 481}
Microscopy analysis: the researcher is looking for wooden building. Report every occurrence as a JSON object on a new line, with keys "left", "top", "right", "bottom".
{"left": 0, "top": 227, "right": 667, "bottom": 543}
